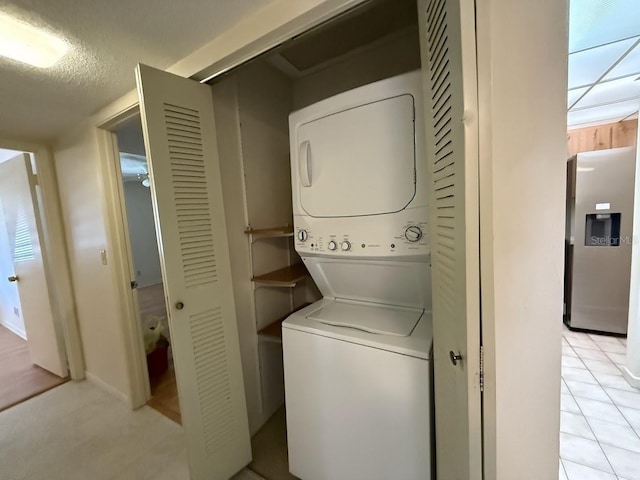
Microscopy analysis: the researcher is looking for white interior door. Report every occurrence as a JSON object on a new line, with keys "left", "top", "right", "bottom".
{"left": 418, "top": 0, "right": 483, "bottom": 478}
{"left": 135, "top": 64, "right": 251, "bottom": 480}
{"left": 0, "top": 154, "right": 67, "bottom": 377}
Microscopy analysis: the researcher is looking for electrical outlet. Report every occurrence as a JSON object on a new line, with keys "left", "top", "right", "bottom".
{"left": 13, "top": 306, "right": 19, "bottom": 317}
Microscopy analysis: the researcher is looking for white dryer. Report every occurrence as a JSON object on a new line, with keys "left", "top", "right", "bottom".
{"left": 283, "top": 71, "right": 432, "bottom": 480}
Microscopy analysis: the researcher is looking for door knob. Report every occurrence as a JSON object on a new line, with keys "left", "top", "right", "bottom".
{"left": 7, "top": 275, "right": 18, "bottom": 282}
{"left": 175, "top": 302, "right": 184, "bottom": 310}
{"left": 449, "top": 351, "right": 463, "bottom": 366}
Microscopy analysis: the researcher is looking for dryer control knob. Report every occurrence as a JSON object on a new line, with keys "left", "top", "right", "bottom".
{"left": 341, "top": 241, "right": 351, "bottom": 251}
{"left": 405, "top": 226, "right": 423, "bottom": 242}
{"left": 297, "top": 229, "right": 308, "bottom": 242}
{"left": 328, "top": 240, "right": 337, "bottom": 251}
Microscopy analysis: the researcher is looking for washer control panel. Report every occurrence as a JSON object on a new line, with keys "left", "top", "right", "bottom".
{"left": 293, "top": 209, "right": 429, "bottom": 257}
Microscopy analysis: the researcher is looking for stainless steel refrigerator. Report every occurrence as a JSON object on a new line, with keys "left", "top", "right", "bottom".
{"left": 564, "top": 146, "right": 637, "bottom": 335}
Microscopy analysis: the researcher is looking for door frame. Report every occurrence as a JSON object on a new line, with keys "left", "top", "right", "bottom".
{"left": 96, "top": 106, "right": 152, "bottom": 408}
{"left": 0, "top": 137, "right": 84, "bottom": 380}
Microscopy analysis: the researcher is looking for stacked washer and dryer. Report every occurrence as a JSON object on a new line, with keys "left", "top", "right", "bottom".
{"left": 282, "top": 71, "right": 433, "bottom": 480}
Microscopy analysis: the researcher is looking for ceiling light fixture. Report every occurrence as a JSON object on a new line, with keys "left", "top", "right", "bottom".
{"left": 0, "top": 12, "right": 68, "bottom": 68}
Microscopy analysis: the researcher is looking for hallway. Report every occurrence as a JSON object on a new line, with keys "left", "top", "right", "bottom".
{"left": 0, "top": 381, "right": 188, "bottom": 480}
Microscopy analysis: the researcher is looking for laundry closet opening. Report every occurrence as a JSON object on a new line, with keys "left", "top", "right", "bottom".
{"left": 205, "top": 0, "right": 425, "bottom": 477}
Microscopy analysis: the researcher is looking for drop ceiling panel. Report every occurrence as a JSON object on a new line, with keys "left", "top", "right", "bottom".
{"left": 567, "top": 99, "right": 639, "bottom": 128}
{"left": 572, "top": 75, "right": 640, "bottom": 110}
{"left": 568, "top": 87, "right": 589, "bottom": 108}
{"left": 569, "top": 0, "right": 640, "bottom": 52}
{"left": 603, "top": 40, "right": 640, "bottom": 80}
{"left": 568, "top": 38, "right": 636, "bottom": 89}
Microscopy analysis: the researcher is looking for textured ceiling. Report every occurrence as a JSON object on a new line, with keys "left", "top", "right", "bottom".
{"left": 0, "top": 0, "right": 273, "bottom": 143}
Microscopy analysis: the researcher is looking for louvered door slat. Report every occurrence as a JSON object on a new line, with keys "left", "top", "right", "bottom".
{"left": 419, "top": 0, "right": 482, "bottom": 479}
{"left": 136, "top": 64, "right": 250, "bottom": 480}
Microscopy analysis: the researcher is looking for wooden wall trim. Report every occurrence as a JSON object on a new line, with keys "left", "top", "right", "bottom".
{"left": 567, "top": 119, "right": 637, "bottom": 157}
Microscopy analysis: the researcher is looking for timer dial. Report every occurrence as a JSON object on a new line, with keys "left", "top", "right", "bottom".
{"left": 341, "top": 241, "right": 351, "bottom": 251}
{"left": 297, "top": 229, "right": 308, "bottom": 242}
{"left": 405, "top": 226, "right": 423, "bottom": 243}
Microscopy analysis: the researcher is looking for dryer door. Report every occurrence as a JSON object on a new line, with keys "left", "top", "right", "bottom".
{"left": 296, "top": 94, "right": 416, "bottom": 217}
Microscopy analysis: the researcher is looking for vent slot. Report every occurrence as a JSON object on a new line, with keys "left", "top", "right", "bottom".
{"left": 426, "top": 0, "right": 456, "bottom": 317}
{"left": 189, "top": 306, "right": 236, "bottom": 454}
{"left": 164, "top": 103, "right": 218, "bottom": 288}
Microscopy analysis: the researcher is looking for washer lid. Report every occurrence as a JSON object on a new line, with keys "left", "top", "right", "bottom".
{"left": 307, "top": 300, "right": 422, "bottom": 337}
{"left": 283, "top": 299, "right": 433, "bottom": 360}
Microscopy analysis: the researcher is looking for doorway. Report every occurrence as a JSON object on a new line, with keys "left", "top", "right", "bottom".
{"left": 112, "top": 116, "right": 181, "bottom": 424}
{"left": 559, "top": 1, "right": 640, "bottom": 476}
{"left": 0, "top": 148, "right": 68, "bottom": 412}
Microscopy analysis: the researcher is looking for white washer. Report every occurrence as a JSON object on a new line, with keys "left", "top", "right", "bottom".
{"left": 283, "top": 299, "right": 432, "bottom": 480}
{"left": 284, "top": 71, "right": 432, "bottom": 479}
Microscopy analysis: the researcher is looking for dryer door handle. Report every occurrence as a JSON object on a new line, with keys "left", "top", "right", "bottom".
{"left": 299, "top": 140, "right": 312, "bottom": 187}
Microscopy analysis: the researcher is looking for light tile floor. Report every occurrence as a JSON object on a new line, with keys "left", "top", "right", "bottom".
{"left": 560, "top": 324, "right": 640, "bottom": 480}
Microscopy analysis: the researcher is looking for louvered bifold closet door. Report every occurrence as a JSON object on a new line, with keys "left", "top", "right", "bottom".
{"left": 135, "top": 64, "right": 251, "bottom": 480}
{"left": 418, "top": 1, "right": 482, "bottom": 479}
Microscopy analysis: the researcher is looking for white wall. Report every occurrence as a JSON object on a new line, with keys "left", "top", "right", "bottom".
{"left": 122, "top": 181, "right": 162, "bottom": 288}
{"left": 477, "top": 0, "right": 568, "bottom": 478}
{"left": 624, "top": 125, "right": 640, "bottom": 387}
{"left": 214, "top": 61, "right": 295, "bottom": 434}
{"left": 53, "top": 126, "right": 131, "bottom": 400}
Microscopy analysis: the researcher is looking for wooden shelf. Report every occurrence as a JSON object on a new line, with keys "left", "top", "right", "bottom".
{"left": 257, "top": 303, "right": 312, "bottom": 342}
{"left": 244, "top": 225, "right": 294, "bottom": 238}
{"left": 251, "top": 263, "right": 309, "bottom": 287}
{"left": 258, "top": 318, "right": 286, "bottom": 341}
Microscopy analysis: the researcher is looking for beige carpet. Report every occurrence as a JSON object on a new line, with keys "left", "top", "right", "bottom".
{"left": 249, "top": 407, "right": 299, "bottom": 480}
{"left": 0, "top": 380, "right": 188, "bottom": 480}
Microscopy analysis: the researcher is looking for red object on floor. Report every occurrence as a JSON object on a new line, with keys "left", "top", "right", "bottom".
{"left": 147, "top": 343, "right": 169, "bottom": 377}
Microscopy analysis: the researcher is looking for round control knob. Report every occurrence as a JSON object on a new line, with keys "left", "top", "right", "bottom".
{"left": 328, "top": 240, "right": 337, "bottom": 251}
{"left": 341, "top": 241, "right": 351, "bottom": 251}
{"left": 297, "top": 229, "right": 308, "bottom": 242}
{"left": 405, "top": 226, "right": 423, "bottom": 242}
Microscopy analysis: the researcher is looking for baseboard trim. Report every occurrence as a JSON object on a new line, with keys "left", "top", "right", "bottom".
{"left": 621, "top": 365, "right": 640, "bottom": 388}
{"left": 85, "top": 371, "right": 131, "bottom": 405}
{"left": 0, "top": 320, "right": 26, "bottom": 340}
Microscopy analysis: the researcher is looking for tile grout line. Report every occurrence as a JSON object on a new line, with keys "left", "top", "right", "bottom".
{"left": 563, "top": 378, "right": 618, "bottom": 475}
{"left": 566, "top": 330, "right": 640, "bottom": 475}
{"left": 590, "top": 337, "right": 640, "bottom": 442}
{"left": 562, "top": 331, "right": 618, "bottom": 476}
